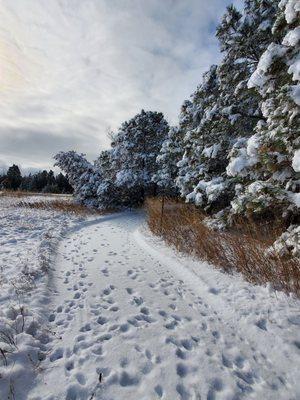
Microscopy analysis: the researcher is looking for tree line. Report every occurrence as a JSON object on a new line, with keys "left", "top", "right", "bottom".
{"left": 55, "top": 0, "right": 299, "bottom": 257}
{"left": 0, "top": 164, "right": 73, "bottom": 193}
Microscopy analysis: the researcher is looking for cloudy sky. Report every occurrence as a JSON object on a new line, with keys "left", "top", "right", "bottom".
{"left": 0, "top": 0, "right": 241, "bottom": 172}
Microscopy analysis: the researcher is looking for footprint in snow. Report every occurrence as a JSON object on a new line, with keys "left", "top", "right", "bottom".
{"left": 109, "top": 305, "right": 119, "bottom": 312}
{"left": 120, "top": 323, "right": 130, "bottom": 332}
{"left": 65, "top": 360, "right": 74, "bottom": 371}
{"left": 132, "top": 296, "right": 144, "bottom": 306}
{"left": 75, "top": 372, "right": 86, "bottom": 385}
{"left": 97, "top": 316, "right": 108, "bottom": 325}
{"left": 50, "top": 347, "right": 64, "bottom": 362}
{"left": 49, "top": 314, "right": 56, "bottom": 322}
{"left": 208, "top": 287, "right": 220, "bottom": 295}
{"left": 154, "top": 385, "right": 164, "bottom": 398}
{"left": 255, "top": 318, "right": 267, "bottom": 331}
{"left": 158, "top": 310, "right": 168, "bottom": 318}
{"left": 176, "top": 363, "right": 189, "bottom": 378}
{"left": 101, "top": 268, "right": 109, "bottom": 277}
{"left": 80, "top": 323, "right": 91, "bottom": 332}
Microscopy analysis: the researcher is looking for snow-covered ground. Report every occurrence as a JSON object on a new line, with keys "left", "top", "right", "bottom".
{"left": 0, "top": 194, "right": 72, "bottom": 301}
{"left": 0, "top": 200, "right": 299, "bottom": 399}
{"left": 0, "top": 194, "right": 84, "bottom": 399}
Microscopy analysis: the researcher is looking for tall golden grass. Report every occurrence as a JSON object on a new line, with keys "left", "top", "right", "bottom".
{"left": 145, "top": 197, "right": 300, "bottom": 296}
{"left": 17, "top": 200, "right": 105, "bottom": 215}
{"left": 0, "top": 190, "right": 72, "bottom": 198}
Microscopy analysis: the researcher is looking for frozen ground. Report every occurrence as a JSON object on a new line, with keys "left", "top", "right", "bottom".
{"left": 0, "top": 194, "right": 73, "bottom": 301}
{"left": 0, "top": 200, "right": 299, "bottom": 399}
{"left": 0, "top": 194, "right": 84, "bottom": 399}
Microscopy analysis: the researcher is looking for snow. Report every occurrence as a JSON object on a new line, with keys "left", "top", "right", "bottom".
{"left": 283, "top": 27, "right": 300, "bottom": 47}
{"left": 273, "top": 224, "right": 300, "bottom": 257}
{"left": 0, "top": 194, "right": 86, "bottom": 399}
{"left": 281, "top": 0, "right": 300, "bottom": 24}
{"left": 226, "top": 151, "right": 248, "bottom": 176}
{"left": 247, "top": 134, "right": 261, "bottom": 158}
{"left": 258, "top": 20, "right": 271, "bottom": 31}
{"left": 226, "top": 135, "right": 260, "bottom": 177}
{"left": 288, "top": 53, "right": 300, "bottom": 82}
{"left": 187, "top": 178, "right": 226, "bottom": 205}
{"left": 292, "top": 149, "right": 300, "bottom": 172}
{"left": 0, "top": 195, "right": 71, "bottom": 303}
{"left": 247, "top": 181, "right": 267, "bottom": 195}
{"left": 201, "top": 144, "right": 221, "bottom": 159}
{"left": 290, "top": 192, "right": 300, "bottom": 208}
{"left": 1, "top": 198, "right": 300, "bottom": 399}
{"left": 192, "top": 192, "right": 202, "bottom": 206}
{"left": 291, "top": 84, "right": 300, "bottom": 105}
{"left": 248, "top": 43, "right": 286, "bottom": 88}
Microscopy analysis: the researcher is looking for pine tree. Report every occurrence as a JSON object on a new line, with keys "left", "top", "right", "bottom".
{"left": 94, "top": 150, "right": 125, "bottom": 209}
{"left": 229, "top": 0, "right": 299, "bottom": 226}
{"left": 176, "top": 65, "right": 223, "bottom": 209}
{"left": 55, "top": 173, "right": 73, "bottom": 193}
{"left": 153, "top": 126, "right": 184, "bottom": 196}
{"left": 54, "top": 151, "right": 101, "bottom": 207}
{"left": 111, "top": 110, "right": 169, "bottom": 204}
{"left": 176, "top": 0, "right": 280, "bottom": 214}
{"left": 4, "top": 164, "right": 22, "bottom": 190}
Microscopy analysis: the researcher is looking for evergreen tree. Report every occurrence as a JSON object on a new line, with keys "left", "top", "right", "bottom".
{"left": 228, "top": 0, "right": 299, "bottom": 226}
{"left": 54, "top": 151, "right": 101, "bottom": 207}
{"left": 153, "top": 126, "right": 183, "bottom": 196}
{"left": 94, "top": 150, "right": 124, "bottom": 209}
{"left": 111, "top": 110, "right": 169, "bottom": 204}
{"left": 3, "top": 164, "right": 22, "bottom": 190}
{"left": 55, "top": 173, "right": 73, "bottom": 193}
{"left": 176, "top": 0, "right": 279, "bottom": 213}
{"left": 19, "top": 174, "right": 30, "bottom": 191}
{"left": 47, "top": 170, "right": 56, "bottom": 186}
{"left": 15, "top": 170, "right": 72, "bottom": 193}
{"left": 176, "top": 65, "right": 228, "bottom": 210}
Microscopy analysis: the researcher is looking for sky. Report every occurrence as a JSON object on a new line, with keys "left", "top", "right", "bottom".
{"left": 0, "top": 0, "right": 241, "bottom": 172}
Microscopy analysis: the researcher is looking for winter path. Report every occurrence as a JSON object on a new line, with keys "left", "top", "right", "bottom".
{"left": 30, "top": 212, "right": 300, "bottom": 400}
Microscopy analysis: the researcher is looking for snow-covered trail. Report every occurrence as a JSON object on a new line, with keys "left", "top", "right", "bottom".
{"left": 30, "top": 212, "right": 299, "bottom": 400}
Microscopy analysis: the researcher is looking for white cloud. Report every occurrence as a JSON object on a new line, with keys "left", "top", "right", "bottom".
{"left": 0, "top": 0, "right": 241, "bottom": 169}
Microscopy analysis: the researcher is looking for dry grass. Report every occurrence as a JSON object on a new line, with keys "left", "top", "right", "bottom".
{"left": 145, "top": 197, "right": 300, "bottom": 297}
{"left": 0, "top": 190, "right": 71, "bottom": 198}
{"left": 16, "top": 200, "right": 107, "bottom": 215}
